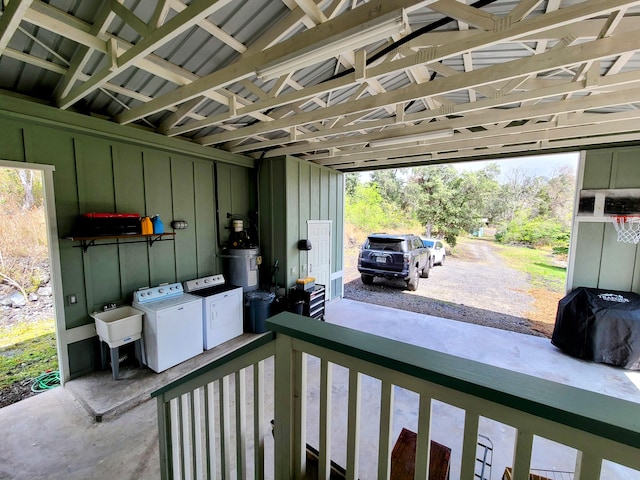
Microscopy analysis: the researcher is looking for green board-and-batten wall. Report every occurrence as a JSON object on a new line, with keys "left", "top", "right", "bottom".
{"left": 258, "top": 156, "right": 344, "bottom": 299}
{"left": 568, "top": 146, "right": 640, "bottom": 293}
{"left": 0, "top": 94, "right": 256, "bottom": 378}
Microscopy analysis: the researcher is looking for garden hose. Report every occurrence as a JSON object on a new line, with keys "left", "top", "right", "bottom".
{"left": 31, "top": 370, "right": 60, "bottom": 393}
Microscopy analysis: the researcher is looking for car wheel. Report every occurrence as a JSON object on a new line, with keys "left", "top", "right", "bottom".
{"left": 420, "top": 263, "right": 429, "bottom": 278}
{"left": 440, "top": 255, "right": 445, "bottom": 266}
{"left": 406, "top": 268, "right": 419, "bottom": 291}
{"left": 361, "top": 274, "right": 373, "bottom": 285}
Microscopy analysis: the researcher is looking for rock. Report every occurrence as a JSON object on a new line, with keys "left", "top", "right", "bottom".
{"left": 28, "top": 293, "right": 39, "bottom": 302}
{"left": 1, "top": 297, "right": 12, "bottom": 307}
{"left": 9, "top": 292, "right": 27, "bottom": 308}
{"left": 37, "top": 286, "right": 52, "bottom": 296}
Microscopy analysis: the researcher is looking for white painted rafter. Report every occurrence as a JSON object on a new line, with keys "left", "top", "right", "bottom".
{"left": 4, "top": 0, "right": 640, "bottom": 170}
{"left": 58, "top": 0, "right": 235, "bottom": 109}
{"left": 164, "top": 0, "right": 640, "bottom": 141}
{"left": 0, "top": 0, "right": 34, "bottom": 55}
{"left": 196, "top": 29, "right": 640, "bottom": 146}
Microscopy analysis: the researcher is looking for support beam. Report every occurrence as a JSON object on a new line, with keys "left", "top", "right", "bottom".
{"left": 198, "top": 30, "right": 640, "bottom": 146}
{"left": 58, "top": 0, "right": 235, "bottom": 109}
{"left": 0, "top": 0, "right": 34, "bottom": 55}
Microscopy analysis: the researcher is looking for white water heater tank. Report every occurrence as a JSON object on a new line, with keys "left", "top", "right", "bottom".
{"left": 227, "top": 248, "right": 260, "bottom": 292}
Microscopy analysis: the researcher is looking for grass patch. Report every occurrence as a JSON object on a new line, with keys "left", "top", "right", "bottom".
{"left": 0, "top": 319, "right": 57, "bottom": 390}
{"left": 494, "top": 243, "right": 567, "bottom": 293}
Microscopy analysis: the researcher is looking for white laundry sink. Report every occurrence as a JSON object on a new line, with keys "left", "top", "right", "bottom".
{"left": 91, "top": 306, "right": 143, "bottom": 348}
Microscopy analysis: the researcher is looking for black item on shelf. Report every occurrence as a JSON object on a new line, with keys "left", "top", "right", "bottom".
{"left": 297, "top": 239, "right": 312, "bottom": 250}
{"left": 74, "top": 212, "right": 141, "bottom": 236}
{"left": 551, "top": 287, "right": 640, "bottom": 370}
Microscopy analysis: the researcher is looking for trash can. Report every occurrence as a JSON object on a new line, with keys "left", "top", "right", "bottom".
{"left": 244, "top": 291, "right": 275, "bottom": 333}
{"left": 287, "top": 299, "right": 304, "bottom": 315}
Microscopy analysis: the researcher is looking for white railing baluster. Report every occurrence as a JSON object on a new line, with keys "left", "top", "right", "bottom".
{"left": 460, "top": 411, "right": 479, "bottom": 479}
{"left": 319, "top": 358, "right": 333, "bottom": 480}
{"left": 294, "top": 351, "right": 307, "bottom": 480}
{"left": 157, "top": 395, "right": 173, "bottom": 480}
{"left": 414, "top": 394, "right": 432, "bottom": 480}
{"left": 346, "top": 370, "right": 361, "bottom": 480}
{"left": 378, "top": 380, "right": 394, "bottom": 480}
{"left": 235, "top": 369, "right": 247, "bottom": 480}
{"left": 191, "top": 389, "right": 204, "bottom": 480}
{"left": 204, "top": 382, "right": 217, "bottom": 479}
{"left": 176, "top": 395, "right": 187, "bottom": 480}
{"left": 253, "top": 361, "right": 265, "bottom": 480}
{"left": 274, "top": 334, "right": 294, "bottom": 478}
{"left": 182, "top": 393, "right": 193, "bottom": 480}
{"left": 220, "top": 376, "right": 232, "bottom": 479}
{"left": 575, "top": 450, "right": 603, "bottom": 480}
{"left": 170, "top": 397, "right": 182, "bottom": 480}
{"left": 512, "top": 429, "right": 533, "bottom": 480}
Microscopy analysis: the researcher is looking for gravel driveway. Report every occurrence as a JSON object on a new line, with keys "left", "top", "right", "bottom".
{"left": 343, "top": 238, "right": 547, "bottom": 337}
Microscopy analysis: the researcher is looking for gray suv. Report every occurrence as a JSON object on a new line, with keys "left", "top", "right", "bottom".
{"left": 357, "top": 233, "right": 430, "bottom": 291}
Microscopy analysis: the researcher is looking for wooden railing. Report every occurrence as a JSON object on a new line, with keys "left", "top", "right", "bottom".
{"left": 152, "top": 312, "right": 640, "bottom": 479}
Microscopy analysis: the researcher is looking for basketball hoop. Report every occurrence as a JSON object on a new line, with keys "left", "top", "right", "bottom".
{"left": 612, "top": 216, "right": 640, "bottom": 244}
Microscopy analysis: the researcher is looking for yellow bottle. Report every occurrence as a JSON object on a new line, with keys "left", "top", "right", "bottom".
{"left": 141, "top": 216, "right": 153, "bottom": 235}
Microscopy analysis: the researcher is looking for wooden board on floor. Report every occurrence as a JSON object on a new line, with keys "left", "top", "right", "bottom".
{"left": 390, "top": 427, "right": 451, "bottom": 480}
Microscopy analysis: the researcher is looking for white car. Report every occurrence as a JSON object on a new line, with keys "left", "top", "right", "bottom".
{"left": 420, "top": 237, "right": 446, "bottom": 266}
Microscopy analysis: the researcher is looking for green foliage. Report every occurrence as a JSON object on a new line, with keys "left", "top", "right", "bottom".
{"left": 0, "top": 168, "right": 44, "bottom": 210}
{"left": 0, "top": 319, "right": 57, "bottom": 390}
{"left": 495, "top": 211, "right": 569, "bottom": 248}
{"left": 344, "top": 162, "right": 575, "bottom": 249}
{"left": 0, "top": 167, "right": 49, "bottom": 295}
{"left": 495, "top": 242, "right": 566, "bottom": 293}
{"left": 345, "top": 183, "right": 388, "bottom": 232}
{"left": 410, "top": 164, "right": 501, "bottom": 247}
{"left": 345, "top": 176, "right": 420, "bottom": 233}
{"left": 345, "top": 173, "right": 359, "bottom": 197}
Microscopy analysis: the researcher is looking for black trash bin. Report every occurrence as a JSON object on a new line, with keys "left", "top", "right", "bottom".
{"left": 287, "top": 299, "right": 304, "bottom": 315}
{"left": 244, "top": 291, "right": 275, "bottom": 333}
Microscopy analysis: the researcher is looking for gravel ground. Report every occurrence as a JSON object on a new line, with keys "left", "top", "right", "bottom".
{"left": 343, "top": 237, "right": 549, "bottom": 338}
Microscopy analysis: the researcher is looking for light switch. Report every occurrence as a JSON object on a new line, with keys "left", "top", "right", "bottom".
{"left": 68, "top": 294, "right": 77, "bottom": 305}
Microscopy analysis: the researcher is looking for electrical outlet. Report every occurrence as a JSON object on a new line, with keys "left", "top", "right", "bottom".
{"left": 68, "top": 294, "right": 77, "bottom": 305}
{"left": 290, "top": 267, "right": 297, "bottom": 275}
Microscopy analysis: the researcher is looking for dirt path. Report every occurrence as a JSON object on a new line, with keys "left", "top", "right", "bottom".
{"left": 343, "top": 237, "right": 557, "bottom": 338}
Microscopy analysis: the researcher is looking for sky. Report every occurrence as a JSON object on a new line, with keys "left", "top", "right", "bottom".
{"left": 360, "top": 152, "right": 580, "bottom": 182}
{"left": 453, "top": 152, "right": 580, "bottom": 180}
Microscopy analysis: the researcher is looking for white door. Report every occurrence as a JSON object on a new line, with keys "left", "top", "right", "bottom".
{"left": 307, "top": 220, "right": 331, "bottom": 299}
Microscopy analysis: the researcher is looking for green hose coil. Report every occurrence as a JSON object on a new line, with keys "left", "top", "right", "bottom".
{"left": 31, "top": 371, "right": 60, "bottom": 393}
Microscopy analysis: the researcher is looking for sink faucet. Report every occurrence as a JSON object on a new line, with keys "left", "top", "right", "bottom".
{"left": 103, "top": 303, "right": 117, "bottom": 311}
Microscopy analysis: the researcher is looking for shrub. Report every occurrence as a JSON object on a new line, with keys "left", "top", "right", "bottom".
{"left": 496, "top": 214, "right": 569, "bottom": 249}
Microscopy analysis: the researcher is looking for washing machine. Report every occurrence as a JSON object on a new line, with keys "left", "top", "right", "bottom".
{"left": 132, "top": 282, "right": 203, "bottom": 373}
{"left": 184, "top": 274, "right": 243, "bottom": 350}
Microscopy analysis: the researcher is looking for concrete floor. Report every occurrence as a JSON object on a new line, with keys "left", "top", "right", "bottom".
{"left": 1, "top": 299, "right": 639, "bottom": 479}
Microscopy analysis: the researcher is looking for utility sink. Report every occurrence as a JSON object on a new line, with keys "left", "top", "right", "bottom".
{"left": 91, "top": 306, "right": 143, "bottom": 348}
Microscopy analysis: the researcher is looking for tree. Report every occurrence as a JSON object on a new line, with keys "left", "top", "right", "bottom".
{"left": 344, "top": 183, "right": 388, "bottom": 233}
{"left": 369, "top": 169, "right": 405, "bottom": 206}
{"left": 0, "top": 168, "right": 43, "bottom": 211}
{"left": 410, "top": 165, "right": 500, "bottom": 246}
{"left": 345, "top": 173, "right": 359, "bottom": 197}
{"left": 494, "top": 166, "right": 575, "bottom": 248}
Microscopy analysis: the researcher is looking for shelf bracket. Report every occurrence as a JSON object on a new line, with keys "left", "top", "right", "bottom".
{"left": 80, "top": 239, "right": 96, "bottom": 253}
{"left": 148, "top": 235, "right": 163, "bottom": 246}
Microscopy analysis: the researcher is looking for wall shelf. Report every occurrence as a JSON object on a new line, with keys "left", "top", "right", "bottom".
{"left": 65, "top": 233, "right": 176, "bottom": 252}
